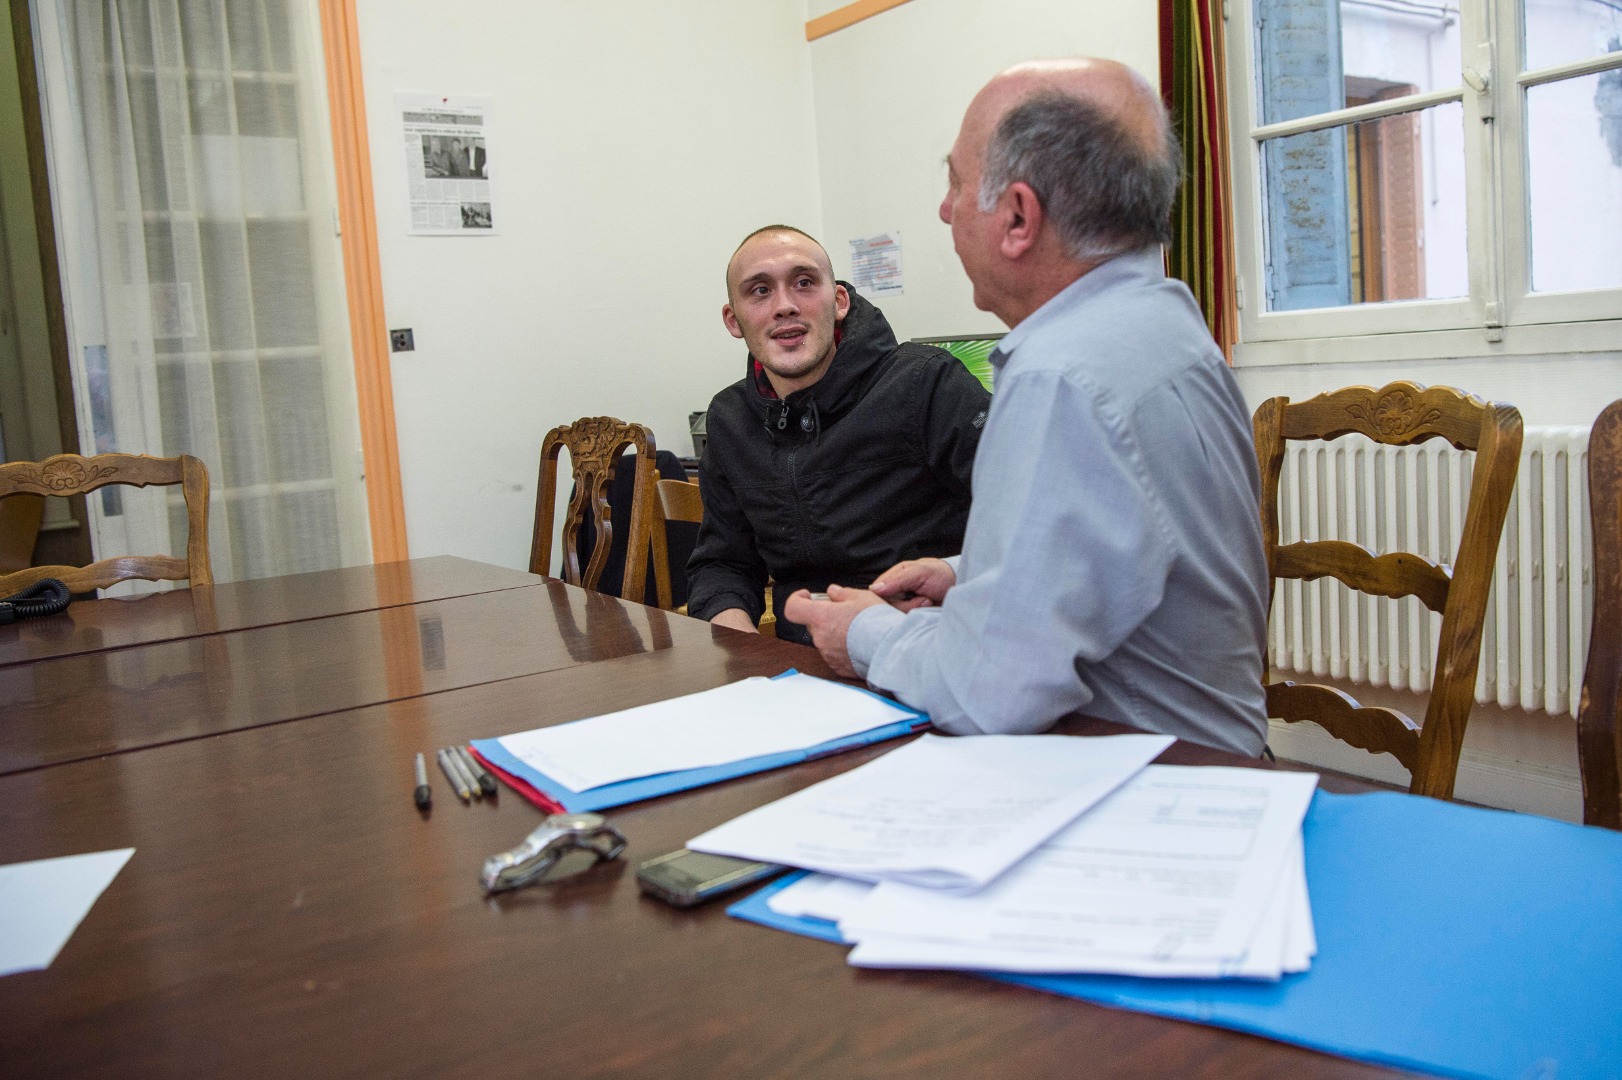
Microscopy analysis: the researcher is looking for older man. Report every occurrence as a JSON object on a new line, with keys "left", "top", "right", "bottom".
{"left": 687, "top": 225, "right": 991, "bottom": 646}
{"left": 786, "top": 60, "right": 1270, "bottom": 756}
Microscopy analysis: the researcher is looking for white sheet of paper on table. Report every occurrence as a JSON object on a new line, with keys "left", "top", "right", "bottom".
{"left": 766, "top": 872, "right": 875, "bottom": 923}
{"left": 497, "top": 673, "right": 916, "bottom": 792}
{"left": 0, "top": 848, "right": 134, "bottom": 977}
{"left": 689, "top": 732, "right": 1173, "bottom": 891}
{"left": 839, "top": 766, "right": 1318, "bottom": 978}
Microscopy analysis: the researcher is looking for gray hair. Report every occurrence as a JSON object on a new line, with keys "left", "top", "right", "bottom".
{"left": 977, "top": 91, "right": 1182, "bottom": 260}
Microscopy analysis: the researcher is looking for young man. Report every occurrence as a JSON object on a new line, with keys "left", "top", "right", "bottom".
{"left": 786, "top": 61, "right": 1271, "bottom": 756}
{"left": 686, "top": 225, "right": 991, "bottom": 646}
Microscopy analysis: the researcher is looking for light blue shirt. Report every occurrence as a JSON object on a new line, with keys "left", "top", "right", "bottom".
{"left": 847, "top": 247, "right": 1269, "bottom": 755}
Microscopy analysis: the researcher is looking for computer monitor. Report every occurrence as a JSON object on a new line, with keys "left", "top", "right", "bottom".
{"left": 913, "top": 334, "right": 1003, "bottom": 392}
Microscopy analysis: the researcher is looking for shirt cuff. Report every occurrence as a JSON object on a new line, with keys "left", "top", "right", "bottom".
{"left": 848, "top": 603, "right": 906, "bottom": 679}
{"left": 943, "top": 554, "right": 962, "bottom": 575}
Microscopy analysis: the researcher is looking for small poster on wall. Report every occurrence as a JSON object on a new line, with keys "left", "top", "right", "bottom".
{"left": 397, "top": 93, "right": 497, "bottom": 235}
{"left": 849, "top": 232, "right": 904, "bottom": 296}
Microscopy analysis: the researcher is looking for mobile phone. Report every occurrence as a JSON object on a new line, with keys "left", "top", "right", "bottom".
{"left": 636, "top": 849, "right": 785, "bottom": 908}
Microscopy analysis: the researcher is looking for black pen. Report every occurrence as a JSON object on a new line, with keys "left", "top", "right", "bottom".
{"left": 457, "top": 746, "right": 498, "bottom": 797}
{"left": 413, "top": 752, "right": 432, "bottom": 810}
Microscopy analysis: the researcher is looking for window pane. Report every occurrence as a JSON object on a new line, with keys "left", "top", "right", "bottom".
{"left": 1523, "top": 0, "right": 1622, "bottom": 73}
{"left": 1260, "top": 102, "right": 1467, "bottom": 311}
{"left": 1527, "top": 72, "right": 1622, "bottom": 292}
{"left": 1255, "top": 0, "right": 1461, "bottom": 126}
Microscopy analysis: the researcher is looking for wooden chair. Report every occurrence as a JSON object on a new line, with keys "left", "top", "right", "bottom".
{"left": 0, "top": 493, "right": 45, "bottom": 574}
{"left": 1254, "top": 382, "right": 1523, "bottom": 800}
{"left": 651, "top": 478, "right": 703, "bottom": 611}
{"left": 650, "top": 477, "right": 775, "bottom": 635}
{"left": 1578, "top": 398, "right": 1622, "bottom": 829}
{"left": 530, "top": 416, "right": 658, "bottom": 602}
{"left": 0, "top": 453, "right": 212, "bottom": 594}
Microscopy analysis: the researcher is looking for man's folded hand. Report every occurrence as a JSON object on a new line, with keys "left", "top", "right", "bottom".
{"left": 869, "top": 558, "right": 956, "bottom": 612}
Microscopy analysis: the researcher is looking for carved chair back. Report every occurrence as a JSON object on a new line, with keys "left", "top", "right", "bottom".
{"left": 1579, "top": 398, "right": 1622, "bottom": 828}
{"left": 0, "top": 453, "right": 213, "bottom": 594}
{"left": 1253, "top": 382, "right": 1523, "bottom": 799}
{"left": 530, "top": 417, "right": 658, "bottom": 601}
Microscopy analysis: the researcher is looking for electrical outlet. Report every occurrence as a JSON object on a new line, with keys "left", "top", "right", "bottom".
{"left": 389, "top": 328, "right": 415, "bottom": 353}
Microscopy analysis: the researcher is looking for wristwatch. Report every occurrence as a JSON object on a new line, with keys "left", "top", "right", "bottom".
{"left": 480, "top": 812, "right": 628, "bottom": 893}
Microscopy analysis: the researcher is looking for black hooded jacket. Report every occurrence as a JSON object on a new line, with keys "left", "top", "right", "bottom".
{"left": 686, "top": 286, "right": 991, "bottom": 645}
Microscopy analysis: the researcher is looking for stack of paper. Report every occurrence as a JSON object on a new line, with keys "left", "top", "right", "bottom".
{"left": 491, "top": 672, "right": 920, "bottom": 793}
{"left": 689, "top": 732, "right": 1173, "bottom": 890}
{"left": 759, "top": 765, "right": 1320, "bottom": 981}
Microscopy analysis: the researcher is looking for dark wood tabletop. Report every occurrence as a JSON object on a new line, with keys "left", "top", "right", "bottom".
{"left": 0, "top": 564, "right": 1395, "bottom": 1079}
{"left": 0, "top": 579, "right": 723, "bottom": 777}
{"left": 0, "top": 556, "right": 541, "bottom": 668}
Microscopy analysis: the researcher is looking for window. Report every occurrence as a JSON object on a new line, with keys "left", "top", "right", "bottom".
{"left": 1228, "top": 0, "right": 1622, "bottom": 357}
{"left": 35, "top": 0, "right": 372, "bottom": 584}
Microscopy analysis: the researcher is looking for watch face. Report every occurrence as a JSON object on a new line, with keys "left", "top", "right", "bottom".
{"left": 550, "top": 812, "right": 605, "bottom": 833}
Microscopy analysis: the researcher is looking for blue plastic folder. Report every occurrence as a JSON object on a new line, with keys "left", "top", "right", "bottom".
{"left": 470, "top": 671, "right": 928, "bottom": 813}
{"left": 729, "top": 791, "right": 1622, "bottom": 1080}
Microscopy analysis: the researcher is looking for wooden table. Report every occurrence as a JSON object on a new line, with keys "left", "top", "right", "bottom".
{"left": 0, "top": 559, "right": 1394, "bottom": 1079}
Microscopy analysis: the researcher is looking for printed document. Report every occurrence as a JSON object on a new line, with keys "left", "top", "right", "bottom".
{"left": 840, "top": 766, "right": 1318, "bottom": 977}
{"left": 497, "top": 673, "right": 917, "bottom": 792}
{"left": 688, "top": 733, "right": 1172, "bottom": 891}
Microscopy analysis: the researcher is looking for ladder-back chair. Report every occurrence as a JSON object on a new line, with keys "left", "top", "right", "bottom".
{"left": 1254, "top": 382, "right": 1523, "bottom": 799}
{"left": 652, "top": 477, "right": 703, "bottom": 611}
{"left": 0, "top": 453, "right": 212, "bottom": 594}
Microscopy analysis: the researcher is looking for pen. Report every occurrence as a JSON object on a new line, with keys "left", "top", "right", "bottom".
{"left": 446, "top": 745, "right": 483, "bottom": 800}
{"left": 437, "top": 748, "right": 472, "bottom": 803}
{"left": 457, "top": 746, "right": 498, "bottom": 798}
{"left": 413, "top": 752, "right": 432, "bottom": 811}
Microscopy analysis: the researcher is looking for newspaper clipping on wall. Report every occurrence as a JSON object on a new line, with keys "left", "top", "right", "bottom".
{"left": 397, "top": 93, "right": 497, "bottom": 235}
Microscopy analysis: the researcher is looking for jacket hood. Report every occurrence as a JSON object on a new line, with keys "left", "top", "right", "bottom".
{"left": 744, "top": 284, "right": 899, "bottom": 437}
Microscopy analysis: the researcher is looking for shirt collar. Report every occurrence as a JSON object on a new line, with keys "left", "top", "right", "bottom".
{"left": 989, "top": 246, "right": 1166, "bottom": 372}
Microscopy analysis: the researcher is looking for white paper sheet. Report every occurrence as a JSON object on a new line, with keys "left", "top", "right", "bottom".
{"left": 497, "top": 673, "right": 916, "bottom": 792}
{"left": 766, "top": 872, "right": 875, "bottom": 923}
{"left": 689, "top": 733, "right": 1172, "bottom": 891}
{"left": 840, "top": 766, "right": 1318, "bottom": 977}
{"left": 0, "top": 849, "right": 134, "bottom": 977}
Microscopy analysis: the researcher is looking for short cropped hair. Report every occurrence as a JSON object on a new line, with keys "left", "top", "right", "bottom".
{"left": 978, "top": 91, "right": 1182, "bottom": 260}
{"left": 725, "top": 224, "right": 831, "bottom": 295}
{"left": 733, "top": 223, "right": 821, "bottom": 253}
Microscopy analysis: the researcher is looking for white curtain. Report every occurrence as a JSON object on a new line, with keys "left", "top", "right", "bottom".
{"left": 34, "top": 0, "right": 369, "bottom": 586}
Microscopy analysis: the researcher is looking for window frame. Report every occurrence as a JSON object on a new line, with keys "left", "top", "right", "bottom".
{"left": 1226, "top": 0, "right": 1622, "bottom": 366}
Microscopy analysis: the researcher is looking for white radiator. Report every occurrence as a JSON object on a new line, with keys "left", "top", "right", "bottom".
{"left": 1269, "top": 426, "right": 1592, "bottom": 718}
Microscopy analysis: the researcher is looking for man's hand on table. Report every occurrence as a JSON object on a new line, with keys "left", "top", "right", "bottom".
{"left": 783, "top": 584, "right": 887, "bottom": 678}
{"left": 869, "top": 557, "right": 956, "bottom": 611}
{"left": 709, "top": 608, "right": 760, "bottom": 634}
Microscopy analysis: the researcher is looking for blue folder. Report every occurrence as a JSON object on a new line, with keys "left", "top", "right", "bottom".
{"left": 729, "top": 791, "right": 1622, "bottom": 1080}
{"left": 470, "top": 670, "right": 928, "bottom": 813}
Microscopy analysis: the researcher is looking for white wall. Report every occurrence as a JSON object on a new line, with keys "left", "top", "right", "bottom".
{"left": 356, "top": 0, "right": 823, "bottom": 567}
{"left": 808, "top": 0, "right": 1160, "bottom": 341}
